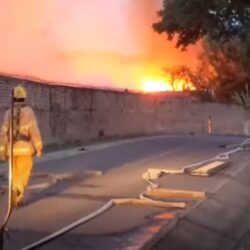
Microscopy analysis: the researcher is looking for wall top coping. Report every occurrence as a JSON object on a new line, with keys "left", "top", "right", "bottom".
{"left": 0, "top": 72, "right": 194, "bottom": 99}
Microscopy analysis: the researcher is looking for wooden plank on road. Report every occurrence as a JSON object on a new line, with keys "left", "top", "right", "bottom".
{"left": 113, "top": 198, "right": 186, "bottom": 209}
{"left": 146, "top": 188, "right": 206, "bottom": 199}
{"left": 191, "top": 161, "right": 227, "bottom": 177}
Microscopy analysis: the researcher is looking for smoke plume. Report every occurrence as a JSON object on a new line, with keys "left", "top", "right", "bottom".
{"left": 0, "top": 0, "right": 199, "bottom": 91}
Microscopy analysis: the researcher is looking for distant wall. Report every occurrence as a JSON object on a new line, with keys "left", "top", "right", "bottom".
{"left": 0, "top": 75, "right": 249, "bottom": 147}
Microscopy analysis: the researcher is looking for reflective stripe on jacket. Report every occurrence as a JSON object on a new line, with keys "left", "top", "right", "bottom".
{"left": 0, "top": 105, "right": 43, "bottom": 157}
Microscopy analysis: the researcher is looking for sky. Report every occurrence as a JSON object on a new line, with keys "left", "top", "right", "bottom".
{"left": 0, "top": 0, "right": 199, "bottom": 91}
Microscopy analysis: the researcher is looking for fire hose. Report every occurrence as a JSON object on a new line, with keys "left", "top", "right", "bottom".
{"left": 0, "top": 90, "right": 14, "bottom": 250}
{"left": 20, "top": 137, "right": 249, "bottom": 250}
{"left": 21, "top": 196, "right": 186, "bottom": 250}
{"left": 21, "top": 200, "right": 114, "bottom": 250}
{"left": 1, "top": 136, "right": 244, "bottom": 250}
{"left": 143, "top": 138, "right": 248, "bottom": 187}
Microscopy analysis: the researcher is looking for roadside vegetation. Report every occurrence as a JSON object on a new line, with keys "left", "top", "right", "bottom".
{"left": 154, "top": 0, "right": 250, "bottom": 104}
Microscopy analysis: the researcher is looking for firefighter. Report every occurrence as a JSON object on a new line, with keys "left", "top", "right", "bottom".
{"left": 0, "top": 85, "right": 43, "bottom": 207}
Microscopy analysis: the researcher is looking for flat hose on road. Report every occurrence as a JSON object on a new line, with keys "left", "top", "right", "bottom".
{"left": 21, "top": 195, "right": 186, "bottom": 250}
{"left": 21, "top": 200, "right": 115, "bottom": 250}
{"left": 143, "top": 138, "right": 248, "bottom": 184}
{"left": 20, "top": 137, "right": 250, "bottom": 250}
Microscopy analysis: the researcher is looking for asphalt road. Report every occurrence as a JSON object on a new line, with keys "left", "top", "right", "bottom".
{"left": 0, "top": 134, "right": 248, "bottom": 250}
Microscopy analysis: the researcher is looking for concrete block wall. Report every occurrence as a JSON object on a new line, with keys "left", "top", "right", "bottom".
{"left": 0, "top": 75, "right": 248, "bottom": 147}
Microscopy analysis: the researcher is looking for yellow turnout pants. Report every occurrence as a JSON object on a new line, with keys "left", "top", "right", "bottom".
{"left": 12, "top": 155, "right": 33, "bottom": 205}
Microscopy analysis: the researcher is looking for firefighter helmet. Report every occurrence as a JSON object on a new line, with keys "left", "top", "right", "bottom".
{"left": 14, "top": 85, "right": 27, "bottom": 99}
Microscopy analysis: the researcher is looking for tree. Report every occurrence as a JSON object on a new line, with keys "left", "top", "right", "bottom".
{"left": 233, "top": 84, "right": 250, "bottom": 108}
{"left": 154, "top": 0, "right": 250, "bottom": 102}
{"left": 197, "top": 37, "right": 250, "bottom": 101}
{"left": 154, "top": 0, "right": 250, "bottom": 49}
{"left": 163, "top": 65, "right": 194, "bottom": 90}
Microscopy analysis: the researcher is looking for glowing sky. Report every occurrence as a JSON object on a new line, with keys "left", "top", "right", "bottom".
{"left": 0, "top": 0, "right": 199, "bottom": 90}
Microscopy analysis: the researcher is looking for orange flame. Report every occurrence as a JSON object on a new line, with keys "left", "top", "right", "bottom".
{"left": 142, "top": 77, "right": 195, "bottom": 92}
{"left": 143, "top": 79, "right": 172, "bottom": 92}
{"left": 140, "top": 66, "right": 195, "bottom": 92}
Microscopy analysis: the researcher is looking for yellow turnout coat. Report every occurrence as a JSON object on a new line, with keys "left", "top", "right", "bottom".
{"left": 0, "top": 105, "right": 43, "bottom": 159}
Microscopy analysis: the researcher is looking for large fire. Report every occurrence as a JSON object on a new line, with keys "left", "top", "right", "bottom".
{"left": 140, "top": 65, "right": 195, "bottom": 92}
{"left": 142, "top": 78, "right": 195, "bottom": 92}
{"left": 0, "top": 0, "right": 199, "bottom": 91}
{"left": 143, "top": 79, "right": 173, "bottom": 92}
